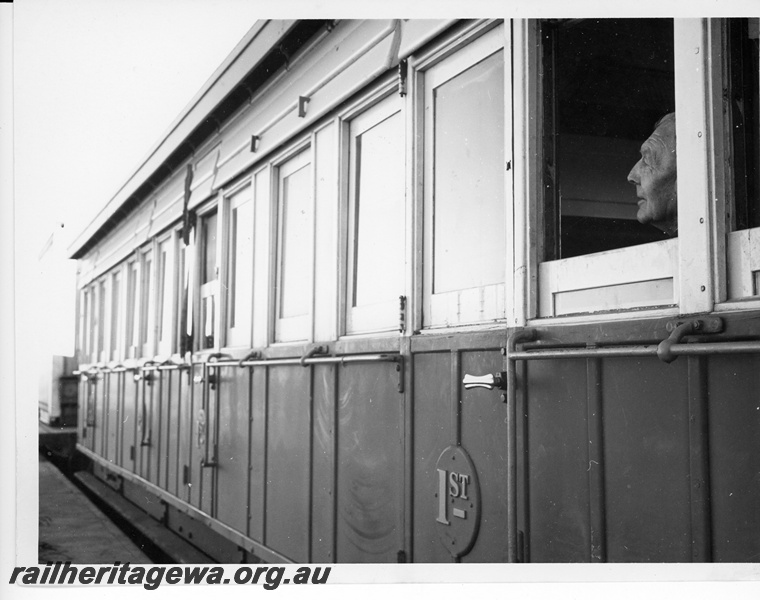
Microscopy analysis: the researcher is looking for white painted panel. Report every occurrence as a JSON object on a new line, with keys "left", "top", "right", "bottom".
{"left": 674, "top": 20, "right": 714, "bottom": 314}
{"left": 554, "top": 278, "right": 674, "bottom": 316}
{"left": 252, "top": 168, "right": 271, "bottom": 349}
{"left": 397, "top": 20, "right": 457, "bottom": 59}
{"left": 539, "top": 239, "right": 677, "bottom": 317}
{"left": 313, "top": 123, "right": 339, "bottom": 342}
{"left": 727, "top": 227, "right": 760, "bottom": 299}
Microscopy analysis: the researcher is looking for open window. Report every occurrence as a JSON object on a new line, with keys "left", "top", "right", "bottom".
{"left": 199, "top": 209, "right": 219, "bottom": 350}
{"left": 726, "top": 18, "right": 760, "bottom": 299}
{"left": 175, "top": 237, "right": 188, "bottom": 355}
{"left": 421, "top": 25, "right": 508, "bottom": 328}
{"left": 225, "top": 182, "right": 254, "bottom": 348}
{"left": 345, "top": 92, "right": 405, "bottom": 335}
{"left": 534, "top": 19, "right": 678, "bottom": 317}
{"left": 274, "top": 148, "right": 312, "bottom": 343}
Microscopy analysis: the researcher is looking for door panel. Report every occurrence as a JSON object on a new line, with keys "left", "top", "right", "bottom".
{"left": 459, "top": 350, "right": 509, "bottom": 562}
{"left": 707, "top": 354, "right": 760, "bottom": 562}
{"left": 412, "top": 352, "right": 453, "bottom": 563}
{"left": 216, "top": 366, "right": 251, "bottom": 534}
{"left": 601, "top": 357, "right": 691, "bottom": 562}
{"left": 524, "top": 359, "right": 590, "bottom": 562}
{"left": 266, "top": 365, "right": 311, "bottom": 562}
{"left": 335, "top": 362, "right": 404, "bottom": 562}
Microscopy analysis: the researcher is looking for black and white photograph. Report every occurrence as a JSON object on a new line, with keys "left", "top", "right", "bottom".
{"left": 3, "top": 0, "right": 760, "bottom": 598}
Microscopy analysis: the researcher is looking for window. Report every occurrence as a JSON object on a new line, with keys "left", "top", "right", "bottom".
{"left": 541, "top": 19, "right": 675, "bottom": 260}
{"left": 275, "top": 149, "right": 312, "bottom": 342}
{"left": 82, "top": 288, "right": 92, "bottom": 362}
{"left": 96, "top": 280, "right": 106, "bottom": 362}
{"left": 175, "top": 241, "right": 187, "bottom": 355}
{"left": 199, "top": 209, "right": 219, "bottom": 349}
{"left": 156, "top": 236, "right": 175, "bottom": 356}
{"left": 140, "top": 250, "right": 154, "bottom": 357}
{"left": 533, "top": 19, "right": 679, "bottom": 317}
{"left": 110, "top": 270, "right": 121, "bottom": 361}
{"left": 225, "top": 183, "right": 254, "bottom": 347}
{"left": 345, "top": 93, "right": 405, "bottom": 334}
{"left": 422, "top": 26, "right": 507, "bottom": 327}
{"left": 726, "top": 18, "right": 760, "bottom": 299}
{"left": 126, "top": 260, "right": 139, "bottom": 358}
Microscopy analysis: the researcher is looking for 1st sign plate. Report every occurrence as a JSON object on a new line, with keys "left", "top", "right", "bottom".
{"left": 434, "top": 445, "right": 481, "bottom": 558}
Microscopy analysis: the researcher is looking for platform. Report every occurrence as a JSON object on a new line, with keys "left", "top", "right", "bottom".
{"left": 38, "top": 452, "right": 152, "bottom": 564}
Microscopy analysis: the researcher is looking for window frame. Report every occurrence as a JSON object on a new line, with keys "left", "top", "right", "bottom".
{"left": 222, "top": 178, "right": 255, "bottom": 349}
{"left": 155, "top": 232, "right": 176, "bottom": 357}
{"left": 139, "top": 246, "right": 156, "bottom": 358}
{"left": 721, "top": 18, "right": 760, "bottom": 306}
{"left": 108, "top": 266, "right": 123, "bottom": 363}
{"left": 513, "top": 18, "right": 727, "bottom": 325}
{"left": 414, "top": 22, "right": 512, "bottom": 330}
{"left": 195, "top": 201, "right": 221, "bottom": 352}
{"left": 340, "top": 85, "right": 407, "bottom": 336}
{"left": 272, "top": 144, "right": 314, "bottom": 344}
{"left": 125, "top": 258, "right": 141, "bottom": 359}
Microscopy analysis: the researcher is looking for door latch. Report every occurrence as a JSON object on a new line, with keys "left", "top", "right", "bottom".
{"left": 462, "top": 372, "right": 507, "bottom": 391}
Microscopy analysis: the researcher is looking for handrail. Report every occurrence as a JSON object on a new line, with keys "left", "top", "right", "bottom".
{"left": 509, "top": 340, "right": 760, "bottom": 361}
{"left": 205, "top": 352, "right": 402, "bottom": 369}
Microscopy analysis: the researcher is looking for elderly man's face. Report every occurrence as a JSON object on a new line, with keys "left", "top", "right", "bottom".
{"left": 627, "top": 116, "right": 677, "bottom": 232}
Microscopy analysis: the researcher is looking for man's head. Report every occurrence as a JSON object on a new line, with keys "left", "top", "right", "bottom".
{"left": 627, "top": 113, "right": 677, "bottom": 235}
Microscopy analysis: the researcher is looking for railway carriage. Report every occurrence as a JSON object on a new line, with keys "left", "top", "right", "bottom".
{"left": 70, "top": 18, "right": 760, "bottom": 563}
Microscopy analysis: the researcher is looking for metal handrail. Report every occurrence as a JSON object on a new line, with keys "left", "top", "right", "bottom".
{"left": 509, "top": 340, "right": 760, "bottom": 361}
{"left": 205, "top": 352, "right": 402, "bottom": 369}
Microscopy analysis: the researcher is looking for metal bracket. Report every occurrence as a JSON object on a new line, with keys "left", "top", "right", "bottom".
{"left": 395, "top": 358, "right": 405, "bottom": 394}
{"left": 300, "top": 345, "right": 328, "bottom": 366}
{"left": 298, "top": 96, "right": 310, "bottom": 118}
{"left": 239, "top": 350, "right": 261, "bottom": 368}
{"left": 658, "top": 317, "right": 724, "bottom": 363}
{"left": 207, "top": 372, "right": 218, "bottom": 391}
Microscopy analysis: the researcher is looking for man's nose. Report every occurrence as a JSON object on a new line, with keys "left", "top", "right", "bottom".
{"left": 627, "top": 161, "right": 641, "bottom": 185}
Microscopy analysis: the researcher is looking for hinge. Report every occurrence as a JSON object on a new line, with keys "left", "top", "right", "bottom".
{"left": 183, "top": 465, "right": 190, "bottom": 485}
{"left": 397, "top": 549, "right": 407, "bottom": 563}
{"left": 399, "top": 295, "right": 407, "bottom": 334}
{"left": 130, "top": 445, "right": 135, "bottom": 461}
{"left": 398, "top": 60, "right": 408, "bottom": 97}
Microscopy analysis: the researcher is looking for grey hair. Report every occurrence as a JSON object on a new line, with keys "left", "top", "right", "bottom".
{"left": 654, "top": 112, "right": 675, "bottom": 129}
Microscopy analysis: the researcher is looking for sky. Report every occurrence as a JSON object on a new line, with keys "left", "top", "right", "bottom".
{"left": 14, "top": 0, "right": 264, "bottom": 259}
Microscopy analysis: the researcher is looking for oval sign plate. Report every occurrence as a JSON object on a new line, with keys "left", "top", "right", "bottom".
{"left": 435, "top": 445, "right": 481, "bottom": 558}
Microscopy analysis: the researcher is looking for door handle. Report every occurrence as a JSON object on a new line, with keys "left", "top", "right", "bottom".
{"left": 462, "top": 372, "right": 507, "bottom": 391}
